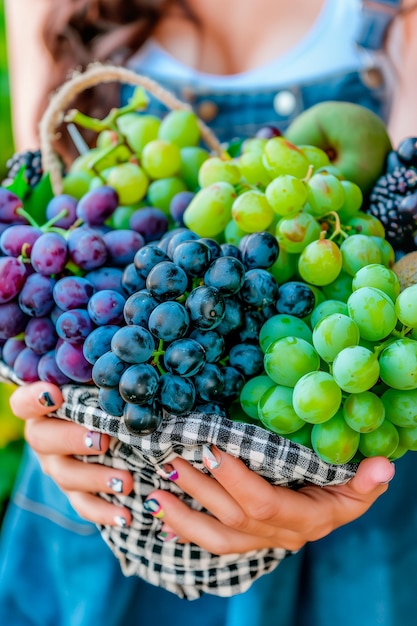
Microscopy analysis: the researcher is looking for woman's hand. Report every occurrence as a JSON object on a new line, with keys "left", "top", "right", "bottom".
{"left": 144, "top": 445, "right": 395, "bottom": 553}
{"left": 10, "top": 382, "right": 134, "bottom": 527}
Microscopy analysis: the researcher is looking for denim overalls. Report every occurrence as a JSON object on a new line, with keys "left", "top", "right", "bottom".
{"left": 2, "top": 2, "right": 415, "bottom": 625}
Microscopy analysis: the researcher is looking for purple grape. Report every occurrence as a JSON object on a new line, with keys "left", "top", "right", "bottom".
{"left": 146, "top": 261, "right": 188, "bottom": 301}
{"left": 218, "top": 366, "right": 245, "bottom": 402}
{"left": 37, "top": 350, "right": 71, "bottom": 384}
{"left": 0, "top": 224, "right": 42, "bottom": 257}
{"left": 255, "top": 125, "right": 282, "bottom": 139}
{"left": 119, "top": 363, "right": 159, "bottom": 404}
{"left": 123, "top": 290, "right": 158, "bottom": 327}
{"left": 18, "top": 274, "right": 56, "bottom": 317}
{"left": 169, "top": 191, "right": 195, "bottom": 226}
{"left": 148, "top": 301, "right": 190, "bottom": 341}
{"left": 185, "top": 285, "right": 225, "bottom": 330}
{"left": 83, "top": 325, "right": 120, "bottom": 364}
{"left": 275, "top": 281, "right": 315, "bottom": 318}
{"left": 123, "top": 401, "right": 162, "bottom": 435}
{"left": 229, "top": 343, "right": 264, "bottom": 377}
{"left": 30, "top": 232, "right": 68, "bottom": 276}
{"left": 133, "top": 244, "right": 169, "bottom": 279}
{"left": 67, "top": 227, "right": 108, "bottom": 270}
{"left": 87, "top": 289, "right": 126, "bottom": 325}
{"left": 129, "top": 207, "right": 169, "bottom": 242}
{"left": 76, "top": 186, "right": 119, "bottom": 226}
{"left": 98, "top": 386, "right": 125, "bottom": 417}
{"left": 204, "top": 256, "right": 246, "bottom": 295}
{"left": 240, "top": 269, "right": 279, "bottom": 308}
{"left": 0, "top": 257, "right": 28, "bottom": 303}
{"left": 193, "top": 363, "right": 224, "bottom": 401}
{"left": 172, "top": 240, "right": 212, "bottom": 277}
{"left": 84, "top": 267, "right": 124, "bottom": 294}
{"left": 2, "top": 337, "right": 26, "bottom": 367}
{"left": 102, "top": 229, "right": 145, "bottom": 266}
{"left": 46, "top": 194, "right": 78, "bottom": 228}
{"left": 239, "top": 231, "right": 280, "bottom": 269}
{"left": 13, "top": 347, "right": 42, "bottom": 382}
{"left": 110, "top": 325, "right": 155, "bottom": 364}
{"left": 215, "top": 296, "right": 243, "bottom": 335}
{"left": 0, "top": 301, "right": 29, "bottom": 339}
{"left": 157, "top": 373, "right": 196, "bottom": 414}
{"left": 163, "top": 338, "right": 206, "bottom": 377}
{"left": 53, "top": 276, "right": 95, "bottom": 310}
{"left": 92, "top": 351, "right": 129, "bottom": 388}
{"left": 121, "top": 263, "right": 146, "bottom": 296}
{"left": 55, "top": 341, "right": 93, "bottom": 382}
{"left": 25, "top": 316, "right": 58, "bottom": 354}
{"left": 0, "top": 188, "right": 26, "bottom": 223}
{"left": 189, "top": 329, "right": 225, "bottom": 363}
{"left": 56, "top": 309, "right": 95, "bottom": 343}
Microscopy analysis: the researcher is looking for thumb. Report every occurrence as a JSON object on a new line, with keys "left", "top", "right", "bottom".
{"left": 348, "top": 456, "right": 395, "bottom": 496}
{"left": 10, "top": 382, "right": 64, "bottom": 420}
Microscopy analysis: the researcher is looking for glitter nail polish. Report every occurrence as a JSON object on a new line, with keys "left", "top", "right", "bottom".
{"left": 107, "top": 477, "right": 123, "bottom": 493}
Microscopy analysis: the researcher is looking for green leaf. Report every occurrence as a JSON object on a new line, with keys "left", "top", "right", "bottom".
{"left": 3, "top": 165, "right": 31, "bottom": 199}
{"left": 22, "top": 174, "right": 54, "bottom": 225}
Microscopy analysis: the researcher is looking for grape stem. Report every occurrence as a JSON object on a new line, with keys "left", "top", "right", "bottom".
{"left": 302, "top": 164, "right": 314, "bottom": 183}
{"left": 151, "top": 339, "right": 166, "bottom": 375}
{"left": 322, "top": 211, "right": 349, "bottom": 241}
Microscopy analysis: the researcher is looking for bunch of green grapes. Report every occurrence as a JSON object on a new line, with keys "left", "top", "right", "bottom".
{"left": 239, "top": 264, "right": 417, "bottom": 465}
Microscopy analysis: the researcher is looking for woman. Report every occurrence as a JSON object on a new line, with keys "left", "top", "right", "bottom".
{"left": 1, "top": 1, "right": 416, "bottom": 624}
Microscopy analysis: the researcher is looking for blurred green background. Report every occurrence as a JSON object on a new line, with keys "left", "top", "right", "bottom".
{"left": 0, "top": 0, "right": 25, "bottom": 525}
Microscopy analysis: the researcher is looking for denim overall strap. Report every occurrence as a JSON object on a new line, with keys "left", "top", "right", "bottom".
{"left": 356, "top": 0, "right": 403, "bottom": 49}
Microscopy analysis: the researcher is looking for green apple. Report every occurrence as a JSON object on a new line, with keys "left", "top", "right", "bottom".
{"left": 285, "top": 101, "right": 392, "bottom": 193}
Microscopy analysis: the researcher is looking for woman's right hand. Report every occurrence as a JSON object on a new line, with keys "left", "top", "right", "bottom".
{"left": 10, "top": 382, "right": 134, "bottom": 528}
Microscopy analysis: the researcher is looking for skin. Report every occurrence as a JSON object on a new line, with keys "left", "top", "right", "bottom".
{"left": 4, "top": 0, "right": 412, "bottom": 550}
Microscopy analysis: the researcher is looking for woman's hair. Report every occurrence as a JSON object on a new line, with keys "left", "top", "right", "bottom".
{"left": 39, "top": 0, "right": 192, "bottom": 159}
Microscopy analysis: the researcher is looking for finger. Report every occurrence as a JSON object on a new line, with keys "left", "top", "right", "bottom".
{"left": 38, "top": 453, "right": 134, "bottom": 496}
{"left": 67, "top": 491, "right": 132, "bottom": 528}
{"left": 10, "top": 382, "right": 63, "bottom": 419}
{"left": 345, "top": 456, "right": 395, "bottom": 496}
{"left": 24, "top": 416, "right": 112, "bottom": 456}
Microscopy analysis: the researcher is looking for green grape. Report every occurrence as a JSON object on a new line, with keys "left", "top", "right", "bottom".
{"left": 241, "top": 137, "right": 267, "bottom": 154}
{"left": 147, "top": 176, "right": 187, "bottom": 214}
{"left": 117, "top": 113, "right": 161, "bottom": 153}
{"left": 299, "top": 145, "right": 330, "bottom": 170}
{"left": 264, "top": 336, "right": 320, "bottom": 387}
{"left": 411, "top": 327, "right": 417, "bottom": 340}
{"left": 269, "top": 248, "right": 298, "bottom": 284}
{"left": 347, "top": 287, "right": 397, "bottom": 341}
{"left": 340, "top": 234, "right": 381, "bottom": 276}
{"left": 68, "top": 147, "right": 107, "bottom": 174}
{"left": 62, "top": 170, "right": 94, "bottom": 200}
{"left": 104, "top": 162, "right": 148, "bottom": 205}
{"left": 90, "top": 145, "right": 132, "bottom": 172}
{"left": 358, "top": 419, "right": 399, "bottom": 458}
{"left": 258, "top": 385, "right": 305, "bottom": 434}
{"left": 312, "top": 313, "right": 360, "bottom": 362}
{"left": 298, "top": 238, "right": 342, "bottom": 286}
{"left": 337, "top": 181, "right": 363, "bottom": 221}
{"left": 110, "top": 204, "right": 143, "bottom": 230}
{"left": 228, "top": 400, "right": 257, "bottom": 424}
{"left": 369, "top": 236, "right": 395, "bottom": 268}
{"left": 293, "top": 371, "right": 342, "bottom": 423}
{"left": 311, "top": 410, "right": 360, "bottom": 464}
{"left": 285, "top": 422, "right": 313, "bottom": 448}
{"left": 262, "top": 137, "right": 310, "bottom": 178}
{"left": 232, "top": 190, "right": 274, "bottom": 232}
{"left": 345, "top": 213, "right": 385, "bottom": 238}
{"left": 265, "top": 175, "right": 307, "bottom": 217}
{"left": 198, "top": 157, "right": 241, "bottom": 188}
{"left": 158, "top": 110, "right": 200, "bottom": 147}
{"left": 352, "top": 264, "right": 400, "bottom": 303}
{"left": 310, "top": 300, "right": 348, "bottom": 328}
{"left": 239, "top": 150, "right": 272, "bottom": 187}
{"left": 179, "top": 146, "right": 209, "bottom": 191}
{"left": 96, "top": 129, "right": 119, "bottom": 149}
{"left": 388, "top": 438, "right": 408, "bottom": 460}
{"left": 183, "top": 182, "right": 236, "bottom": 237}
{"left": 395, "top": 284, "right": 417, "bottom": 328}
{"left": 223, "top": 218, "right": 248, "bottom": 245}
{"left": 315, "top": 164, "right": 345, "bottom": 179}
{"left": 379, "top": 338, "right": 417, "bottom": 390}
{"left": 381, "top": 388, "right": 417, "bottom": 428}
{"left": 275, "top": 212, "right": 321, "bottom": 253}
{"left": 321, "top": 270, "right": 353, "bottom": 303}
{"left": 239, "top": 375, "right": 276, "bottom": 420}
{"left": 305, "top": 173, "right": 345, "bottom": 217}
{"left": 259, "top": 314, "right": 312, "bottom": 352}
{"left": 343, "top": 391, "right": 385, "bottom": 432}
{"left": 332, "top": 345, "right": 380, "bottom": 393}
{"left": 397, "top": 425, "right": 417, "bottom": 452}
{"left": 141, "top": 139, "right": 182, "bottom": 179}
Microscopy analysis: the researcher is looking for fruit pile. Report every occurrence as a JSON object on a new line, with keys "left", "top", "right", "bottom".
{"left": 1, "top": 88, "right": 417, "bottom": 466}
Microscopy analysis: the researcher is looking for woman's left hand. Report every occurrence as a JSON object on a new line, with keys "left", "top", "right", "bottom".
{"left": 144, "top": 445, "right": 394, "bottom": 553}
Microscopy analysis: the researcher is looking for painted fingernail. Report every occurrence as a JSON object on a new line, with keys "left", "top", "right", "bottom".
{"left": 143, "top": 498, "right": 164, "bottom": 519}
{"left": 157, "top": 530, "right": 178, "bottom": 542}
{"left": 38, "top": 391, "right": 55, "bottom": 407}
{"left": 202, "top": 444, "right": 220, "bottom": 470}
{"left": 84, "top": 431, "right": 102, "bottom": 451}
{"left": 114, "top": 515, "right": 128, "bottom": 527}
{"left": 156, "top": 463, "right": 179, "bottom": 481}
{"left": 107, "top": 477, "right": 123, "bottom": 493}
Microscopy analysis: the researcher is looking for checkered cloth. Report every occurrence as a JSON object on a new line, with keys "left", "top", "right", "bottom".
{"left": 0, "top": 361, "right": 357, "bottom": 599}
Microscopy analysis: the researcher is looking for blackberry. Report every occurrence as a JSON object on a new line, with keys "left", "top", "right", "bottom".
{"left": 2, "top": 149, "right": 43, "bottom": 188}
{"left": 365, "top": 166, "right": 417, "bottom": 251}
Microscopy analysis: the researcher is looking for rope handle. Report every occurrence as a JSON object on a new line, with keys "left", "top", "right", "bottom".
{"left": 39, "top": 62, "right": 224, "bottom": 195}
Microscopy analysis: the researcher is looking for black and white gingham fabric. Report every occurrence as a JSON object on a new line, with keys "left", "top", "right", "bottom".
{"left": 0, "top": 361, "right": 357, "bottom": 599}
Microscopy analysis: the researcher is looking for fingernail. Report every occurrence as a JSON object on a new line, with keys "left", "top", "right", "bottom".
{"left": 84, "top": 431, "right": 102, "bottom": 451}
{"left": 143, "top": 498, "right": 164, "bottom": 519}
{"left": 202, "top": 444, "right": 220, "bottom": 470}
{"left": 157, "top": 530, "right": 178, "bottom": 542}
{"left": 107, "top": 477, "right": 123, "bottom": 493}
{"left": 156, "top": 463, "right": 178, "bottom": 481}
{"left": 380, "top": 462, "right": 396, "bottom": 485}
{"left": 114, "top": 515, "right": 128, "bottom": 527}
{"left": 38, "top": 391, "right": 55, "bottom": 407}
